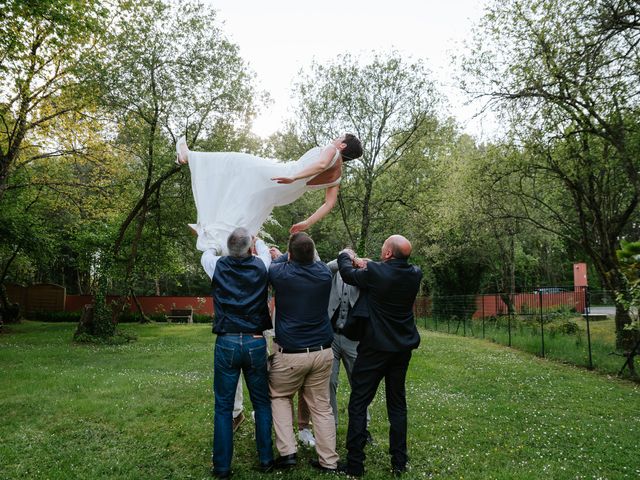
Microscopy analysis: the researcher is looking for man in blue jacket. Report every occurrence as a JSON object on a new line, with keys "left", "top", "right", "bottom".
{"left": 338, "top": 234, "right": 422, "bottom": 477}
{"left": 268, "top": 232, "right": 340, "bottom": 473}
{"left": 201, "top": 227, "right": 274, "bottom": 478}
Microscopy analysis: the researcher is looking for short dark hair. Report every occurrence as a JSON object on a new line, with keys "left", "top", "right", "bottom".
{"left": 288, "top": 232, "right": 315, "bottom": 264}
{"left": 341, "top": 133, "right": 363, "bottom": 161}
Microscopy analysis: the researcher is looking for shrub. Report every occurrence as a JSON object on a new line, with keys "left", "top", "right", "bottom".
{"left": 31, "top": 311, "right": 82, "bottom": 322}
{"left": 548, "top": 321, "right": 581, "bottom": 336}
{"left": 117, "top": 312, "right": 166, "bottom": 323}
{"left": 74, "top": 330, "right": 137, "bottom": 345}
{"left": 194, "top": 314, "right": 212, "bottom": 324}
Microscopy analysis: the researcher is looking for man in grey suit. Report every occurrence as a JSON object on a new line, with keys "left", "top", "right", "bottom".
{"left": 326, "top": 258, "right": 371, "bottom": 441}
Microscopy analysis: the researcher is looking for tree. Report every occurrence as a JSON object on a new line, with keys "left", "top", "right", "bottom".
{"left": 0, "top": 0, "right": 107, "bottom": 200}
{"left": 90, "top": 0, "right": 256, "bottom": 318}
{"left": 291, "top": 52, "right": 441, "bottom": 255}
{"left": 462, "top": 0, "right": 640, "bottom": 345}
{"left": 0, "top": 0, "right": 111, "bottom": 325}
{"left": 615, "top": 240, "right": 640, "bottom": 376}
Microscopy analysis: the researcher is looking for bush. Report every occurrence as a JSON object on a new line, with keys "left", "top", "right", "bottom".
{"left": 117, "top": 312, "right": 166, "bottom": 323}
{"left": 74, "top": 330, "right": 137, "bottom": 345}
{"left": 31, "top": 311, "right": 82, "bottom": 322}
{"left": 194, "top": 314, "right": 212, "bottom": 323}
{"left": 548, "top": 321, "right": 581, "bottom": 336}
{"left": 29, "top": 310, "right": 213, "bottom": 324}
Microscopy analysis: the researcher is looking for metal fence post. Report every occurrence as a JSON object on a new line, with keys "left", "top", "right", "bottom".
{"left": 508, "top": 310, "right": 512, "bottom": 347}
{"left": 482, "top": 294, "right": 485, "bottom": 339}
{"left": 463, "top": 311, "right": 466, "bottom": 337}
{"left": 585, "top": 286, "right": 593, "bottom": 370}
{"left": 539, "top": 289, "right": 545, "bottom": 358}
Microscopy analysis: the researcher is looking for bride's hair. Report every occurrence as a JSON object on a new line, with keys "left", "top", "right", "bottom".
{"left": 341, "top": 134, "right": 363, "bottom": 161}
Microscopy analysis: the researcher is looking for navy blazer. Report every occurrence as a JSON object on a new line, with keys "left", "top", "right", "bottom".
{"left": 338, "top": 253, "right": 421, "bottom": 352}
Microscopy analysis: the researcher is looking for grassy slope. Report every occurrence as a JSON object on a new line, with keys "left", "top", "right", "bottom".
{"left": 0, "top": 322, "right": 638, "bottom": 480}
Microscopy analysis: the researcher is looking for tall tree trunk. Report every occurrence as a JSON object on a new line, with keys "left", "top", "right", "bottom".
{"left": 130, "top": 288, "right": 149, "bottom": 323}
{"left": 588, "top": 246, "right": 632, "bottom": 348}
{"left": 357, "top": 179, "right": 373, "bottom": 255}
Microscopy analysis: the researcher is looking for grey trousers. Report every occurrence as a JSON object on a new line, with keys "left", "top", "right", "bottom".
{"left": 330, "top": 333, "right": 370, "bottom": 427}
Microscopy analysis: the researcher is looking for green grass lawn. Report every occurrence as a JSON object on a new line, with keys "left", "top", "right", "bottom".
{"left": 1, "top": 322, "right": 638, "bottom": 480}
{"left": 421, "top": 316, "right": 630, "bottom": 377}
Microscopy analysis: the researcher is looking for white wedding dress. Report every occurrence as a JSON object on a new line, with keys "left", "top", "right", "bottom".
{"left": 187, "top": 146, "right": 341, "bottom": 253}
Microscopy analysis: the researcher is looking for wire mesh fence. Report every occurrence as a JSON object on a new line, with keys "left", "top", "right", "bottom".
{"left": 415, "top": 287, "right": 633, "bottom": 377}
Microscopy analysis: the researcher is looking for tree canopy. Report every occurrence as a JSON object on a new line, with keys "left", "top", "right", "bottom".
{"left": 1, "top": 0, "right": 638, "bottom": 346}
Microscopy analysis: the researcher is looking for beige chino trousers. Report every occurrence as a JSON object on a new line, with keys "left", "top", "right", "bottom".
{"left": 269, "top": 347, "right": 338, "bottom": 469}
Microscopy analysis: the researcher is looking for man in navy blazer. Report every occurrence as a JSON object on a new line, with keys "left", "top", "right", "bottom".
{"left": 338, "top": 235, "right": 422, "bottom": 477}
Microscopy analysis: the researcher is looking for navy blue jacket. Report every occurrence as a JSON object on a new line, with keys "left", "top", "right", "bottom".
{"left": 338, "top": 253, "right": 421, "bottom": 352}
{"left": 212, "top": 255, "right": 271, "bottom": 334}
{"left": 269, "top": 255, "right": 333, "bottom": 350}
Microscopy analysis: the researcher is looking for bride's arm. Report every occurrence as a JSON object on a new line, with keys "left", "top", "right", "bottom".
{"left": 290, "top": 185, "right": 339, "bottom": 233}
{"left": 272, "top": 146, "right": 336, "bottom": 184}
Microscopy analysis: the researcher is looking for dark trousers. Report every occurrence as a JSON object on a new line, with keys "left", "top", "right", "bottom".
{"left": 346, "top": 347, "right": 412, "bottom": 473}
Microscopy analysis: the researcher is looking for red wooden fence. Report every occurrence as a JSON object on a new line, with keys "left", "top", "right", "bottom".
{"left": 65, "top": 295, "right": 214, "bottom": 315}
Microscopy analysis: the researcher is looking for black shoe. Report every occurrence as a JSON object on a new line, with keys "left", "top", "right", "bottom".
{"left": 257, "top": 460, "right": 274, "bottom": 473}
{"left": 274, "top": 453, "right": 297, "bottom": 469}
{"left": 210, "top": 468, "right": 232, "bottom": 479}
{"left": 309, "top": 459, "right": 345, "bottom": 474}
{"left": 392, "top": 465, "right": 407, "bottom": 477}
{"left": 365, "top": 430, "right": 374, "bottom": 445}
{"left": 344, "top": 465, "right": 364, "bottom": 477}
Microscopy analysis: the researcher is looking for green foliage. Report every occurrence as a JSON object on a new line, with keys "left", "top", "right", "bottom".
{"left": 73, "top": 330, "right": 137, "bottom": 345}
{"left": 548, "top": 321, "right": 581, "bottom": 336}
{"left": 30, "top": 311, "right": 82, "bottom": 323}
{"left": 0, "top": 0, "right": 109, "bottom": 192}
{"left": 461, "top": 0, "right": 640, "bottom": 338}
{"left": 0, "top": 0, "right": 259, "bottom": 309}
{"left": 615, "top": 240, "right": 640, "bottom": 352}
{"left": 290, "top": 51, "right": 441, "bottom": 256}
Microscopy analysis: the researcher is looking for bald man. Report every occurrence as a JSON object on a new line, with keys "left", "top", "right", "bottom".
{"left": 337, "top": 235, "right": 422, "bottom": 477}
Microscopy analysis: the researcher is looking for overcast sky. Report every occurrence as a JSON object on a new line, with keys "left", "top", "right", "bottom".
{"left": 205, "top": 0, "right": 493, "bottom": 138}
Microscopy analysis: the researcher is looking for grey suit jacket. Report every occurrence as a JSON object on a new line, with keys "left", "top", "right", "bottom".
{"left": 326, "top": 259, "right": 360, "bottom": 319}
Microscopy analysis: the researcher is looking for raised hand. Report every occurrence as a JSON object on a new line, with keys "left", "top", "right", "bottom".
{"left": 340, "top": 248, "right": 356, "bottom": 260}
{"left": 353, "top": 257, "right": 368, "bottom": 269}
{"left": 289, "top": 220, "right": 309, "bottom": 234}
{"left": 271, "top": 176, "right": 296, "bottom": 184}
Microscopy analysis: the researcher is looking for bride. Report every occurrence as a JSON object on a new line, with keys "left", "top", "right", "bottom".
{"left": 176, "top": 134, "right": 363, "bottom": 254}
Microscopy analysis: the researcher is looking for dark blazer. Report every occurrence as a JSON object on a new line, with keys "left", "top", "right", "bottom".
{"left": 338, "top": 253, "right": 422, "bottom": 352}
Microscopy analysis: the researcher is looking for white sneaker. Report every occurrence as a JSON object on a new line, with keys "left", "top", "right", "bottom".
{"left": 298, "top": 428, "right": 316, "bottom": 448}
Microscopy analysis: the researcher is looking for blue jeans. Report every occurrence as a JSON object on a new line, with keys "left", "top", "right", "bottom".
{"left": 213, "top": 334, "right": 273, "bottom": 474}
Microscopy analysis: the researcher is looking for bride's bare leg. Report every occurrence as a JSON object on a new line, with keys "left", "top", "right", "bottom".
{"left": 176, "top": 136, "right": 189, "bottom": 165}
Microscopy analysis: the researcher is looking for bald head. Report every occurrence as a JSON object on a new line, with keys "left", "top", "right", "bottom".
{"left": 381, "top": 235, "right": 412, "bottom": 261}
